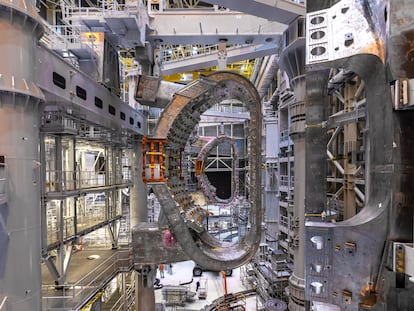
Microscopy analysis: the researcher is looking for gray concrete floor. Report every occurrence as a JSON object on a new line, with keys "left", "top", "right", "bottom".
{"left": 41, "top": 249, "right": 118, "bottom": 284}
{"left": 41, "top": 249, "right": 122, "bottom": 310}
{"left": 41, "top": 249, "right": 259, "bottom": 310}
{"left": 154, "top": 260, "right": 258, "bottom": 310}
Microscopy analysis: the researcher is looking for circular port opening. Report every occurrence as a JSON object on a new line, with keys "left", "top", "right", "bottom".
{"left": 311, "top": 30, "right": 326, "bottom": 40}
{"left": 311, "top": 16, "right": 325, "bottom": 25}
{"left": 311, "top": 46, "right": 326, "bottom": 56}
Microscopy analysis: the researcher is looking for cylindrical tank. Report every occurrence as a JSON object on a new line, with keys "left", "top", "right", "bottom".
{"left": 0, "top": 0, "right": 44, "bottom": 310}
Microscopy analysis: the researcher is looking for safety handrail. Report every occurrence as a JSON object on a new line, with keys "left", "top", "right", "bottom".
{"left": 280, "top": 129, "right": 289, "bottom": 142}
{"left": 42, "top": 250, "right": 131, "bottom": 306}
{"left": 109, "top": 280, "right": 135, "bottom": 311}
{"left": 45, "top": 169, "right": 128, "bottom": 192}
{"left": 161, "top": 44, "right": 250, "bottom": 65}
{"left": 62, "top": 0, "right": 144, "bottom": 19}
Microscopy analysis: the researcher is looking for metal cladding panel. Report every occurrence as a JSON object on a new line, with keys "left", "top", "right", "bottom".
{"left": 306, "top": 0, "right": 387, "bottom": 67}
{"left": 135, "top": 75, "right": 160, "bottom": 102}
{"left": 147, "top": 11, "right": 286, "bottom": 45}
{"left": 175, "top": 79, "right": 214, "bottom": 99}
{"left": 305, "top": 226, "right": 333, "bottom": 302}
{"left": 388, "top": 0, "right": 414, "bottom": 79}
{"left": 0, "top": 0, "right": 44, "bottom": 100}
{"left": 35, "top": 45, "right": 146, "bottom": 136}
{"left": 0, "top": 3, "right": 44, "bottom": 309}
{"left": 198, "top": 0, "right": 305, "bottom": 24}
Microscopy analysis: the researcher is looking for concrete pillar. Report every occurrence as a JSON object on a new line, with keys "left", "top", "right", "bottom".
{"left": 0, "top": 97, "right": 43, "bottom": 311}
{"left": 277, "top": 19, "right": 307, "bottom": 310}
{"left": 0, "top": 0, "right": 44, "bottom": 310}
{"left": 129, "top": 141, "right": 147, "bottom": 227}
{"left": 292, "top": 138, "right": 305, "bottom": 276}
{"left": 305, "top": 70, "right": 330, "bottom": 215}
{"left": 134, "top": 272, "right": 156, "bottom": 311}
{"left": 288, "top": 76, "right": 307, "bottom": 311}
{"left": 129, "top": 140, "right": 156, "bottom": 310}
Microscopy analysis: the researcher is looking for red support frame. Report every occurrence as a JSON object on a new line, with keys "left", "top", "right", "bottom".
{"left": 142, "top": 136, "right": 167, "bottom": 183}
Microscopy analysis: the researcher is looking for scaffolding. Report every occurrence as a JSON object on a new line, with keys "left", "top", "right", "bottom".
{"left": 142, "top": 137, "right": 168, "bottom": 183}
{"left": 161, "top": 285, "right": 196, "bottom": 307}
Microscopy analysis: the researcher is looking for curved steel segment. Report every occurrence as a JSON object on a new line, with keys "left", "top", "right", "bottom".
{"left": 152, "top": 71, "right": 262, "bottom": 271}
{"left": 197, "top": 135, "right": 239, "bottom": 205}
{"left": 305, "top": 54, "right": 394, "bottom": 308}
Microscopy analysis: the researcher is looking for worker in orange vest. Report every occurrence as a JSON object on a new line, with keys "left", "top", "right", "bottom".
{"left": 159, "top": 264, "right": 165, "bottom": 278}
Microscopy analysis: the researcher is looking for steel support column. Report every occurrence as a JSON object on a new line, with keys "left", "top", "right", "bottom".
{"left": 288, "top": 77, "right": 307, "bottom": 311}
{"left": 278, "top": 18, "right": 307, "bottom": 311}
{"left": 129, "top": 139, "right": 156, "bottom": 311}
{"left": 0, "top": 0, "right": 44, "bottom": 309}
{"left": 343, "top": 82, "right": 358, "bottom": 219}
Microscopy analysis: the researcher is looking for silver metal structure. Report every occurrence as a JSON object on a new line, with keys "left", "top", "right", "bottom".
{"left": 196, "top": 135, "right": 239, "bottom": 205}
{"left": 304, "top": 0, "right": 414, "bottom": 309}
{"left": 0, "top": 0, "right": 44, "bottom": 309}
{"left": 2, "top": 0, "right": 414, "bottom": 310}
{"left": 138, "top": 71, "right": 263, "bottom": 272}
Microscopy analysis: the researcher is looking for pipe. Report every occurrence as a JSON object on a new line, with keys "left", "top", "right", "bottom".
{"left": 353, "top": 185, "right": 365, "bottom": 203}
{"left": 221, "top": 271, "right": 228, "bottom": 295}
{"left": 327, "top": 150, "right": 345, "bottom": 175}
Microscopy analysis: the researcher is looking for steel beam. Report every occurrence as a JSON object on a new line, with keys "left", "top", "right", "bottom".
{"left": 200, "top": 0, "right": 305, "bottom": 24}
{"left": 161, "top": 43, "right": 279, "bottom": 76}
{"left": 148, "top": 10, "right": 286, "bottom": 45}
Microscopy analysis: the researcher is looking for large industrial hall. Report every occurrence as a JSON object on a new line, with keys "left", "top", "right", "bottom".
{"left": 1, "top": 0, "right": 414, "bottom": 310}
